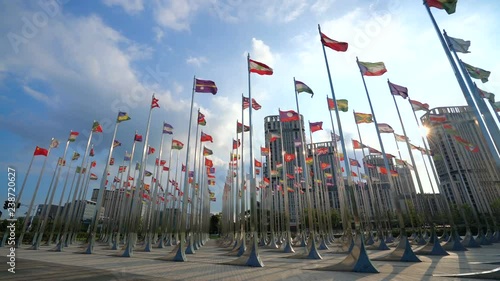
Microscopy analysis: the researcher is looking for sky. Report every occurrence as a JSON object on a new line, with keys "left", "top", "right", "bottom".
{"left": 1, "top": 0, "right": 499, "bottom": 216}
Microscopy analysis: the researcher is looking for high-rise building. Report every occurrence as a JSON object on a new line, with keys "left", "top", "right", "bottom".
{"left": 422, "top": 105, "right": 500, "bottom": 215}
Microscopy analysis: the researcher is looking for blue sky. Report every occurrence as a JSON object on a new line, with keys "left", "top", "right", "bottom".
{"left": 1, "top": 0, "right": 499, "bottom": 215}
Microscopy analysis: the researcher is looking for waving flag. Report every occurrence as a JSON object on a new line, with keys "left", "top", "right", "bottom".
{"left": 197, "top": 111, "right": 207, "bottom": 126}
{"left": 426, "top": 0, "right": 458, "bottom": 14}
{"left": 201, "top": 131, "right": 214, "bottom": 143}
{"left": 284, "top": 153, "right": 295, "bottom": 162}
{"left": 320, "top": 32, "right": 348, "bottom": 52}
{"left": 163, "top": 122, "right": 174, "bottom": 134}
{"left": 195, "top": 79, "right": 218, "bottom": 95}
{"left": 117, "top": 111, "right": 131, "bottom": 122}
{"left": 462, "top": 62, "right": 490, "bottom": 83}
{"left": 352, "top": 139, "right": 367, "bottom": 149}
{"left": 409, "top": 99, "right": 430, "bottom": 111}
{"left": 477, "top": 88, "right": 495, "bottom": 103}
{"left": 249, "top": 59, "right": 273, "bottom": 75}
{"left": 113, "top": 140, "right": 121, "bottom": 148}
{"left": 92, "top": 121, "right": 103, "bottom": 133}
{"left": 269, "top": 133, "right": 280, "bottom": 142}
{"left": 203, "top": 146, "right": 213, "bottom": 156}
{"left": 394, "top": 133, "right": 409, "bottom": 142}
{"left": 354, "top": 112, "right": 373, "bottom": 124}
{"left": 309, "top": 121, "right": 323, "bottom": 133}
{"left": 357, "top": 61, "right": 387, "bottom": 76}
{"left": 279, "top": 109, "right": 300, "bottom": 122}
{"left": 242, "top": 96, "right": 262, "bottom": 110}
{"left": 134, "top": 134, "right": 143, "bottom": 142}
{"left": 327, "top": 98, "right": 348, "bottom": 112}
{"left": 295, "top": 80, "right": 314, "bottom": 97}
{"left": 68, "top": 131, "right": 79, "bottom": 142}
{"left": 34, "top": 146, "right": 49, "bottom": 156}
{"left": 349, "top": 158, "right": 361, "bottom": 167}
{"left": 233, "top": 139, "right": 240, "bottom": 149}
{"left": 148, "top": 146, "right": 155, "bottom": 155}
{"left": 254, "top": 159, "right": 262, "bottom": 168}
{"left": 237, "top": 122, "right": 250, "bottom": 133}
{"left": 388, "top": 81, "right": 408, "bottom": 99}
{"left": 377, "top": 123, "right": 394, "bottom": 133}
{"left": 151, "top": 96, "right": 160, "bottom": 108}
{"left": 261, "top": 147, "right": 269, "bottom": 156}
{"left": 172, "top": 140, "right": 184, "bottom": 150}
{"left": 205, "top": 158, "right": 213, "bottom": 167}
{"left": 447, "top": 36, "right": 471, "bottom": 53}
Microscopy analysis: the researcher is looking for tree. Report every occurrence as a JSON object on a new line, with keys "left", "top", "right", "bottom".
{"left": 209, "top": 213, "right": 221, "bottom": 235}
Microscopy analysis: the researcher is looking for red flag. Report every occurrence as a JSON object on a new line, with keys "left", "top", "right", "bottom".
{"left": 320, "top": 32, "right": 348, "bottom": 52}
{"left": 377, "top": 167, "right": 388, "bottom": 175}
{"left": 279, "top": 109, "right": 300, "bottom": 122}
{"left": 260, "top": 147, "right": 269, "bottom": 156}
{"left": 233, "top": 139, "right": 241, "bottom": 149}
{"left": 109, "top": 158, "right": 115, "bottom": 165}
{"left": 148, "top": 146, "right": 156, "bottom": 155}
{"left": 320, "top": 162, "right": 331, "bottom": 170}
{"left": 163, "top": 166, "right": 169, "bottom": 171}
{"left": 284, "top": 153, "right": 295, "bottom": 162}
{"left": 254, "top": 159, "right": 262, "bottom": 168}
{"left": 200, "top": 131, "right": 214, "bottom": 142}
{"left": 429, "top": 114, "right": 447, "bottom": 123}
{"left": 151, "top": 96, "right": 160, "bottom": 108}
{"left": 205, "top": 158, "right": 213, "bottom": 167}
{"left": 316, "top": 147, "right": 329, "bottom": 155}
{"left": 352, "top": 139, "right": 366, "bottom": 149}
{"left": 34, "top": 146, "right": 48, "bottom": 156}
{"left": 309, "top": 121, "right": 323, "bottom": 133}
{"left": 248, "top": 59, "right": 273, "bottom": 75}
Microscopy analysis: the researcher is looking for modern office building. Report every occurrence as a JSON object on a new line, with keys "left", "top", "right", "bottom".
{"left": 421, "top": 105, "right": 500, "bottom": 215}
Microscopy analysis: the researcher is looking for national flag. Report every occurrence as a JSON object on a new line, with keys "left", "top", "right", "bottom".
{"left": 242, "top": 96, "right": 262, "bottom": 110}
{"left": 151, "top": 96, "right": 160, "bottom": 108}
{"left": 109, "top": 158, "right": 115, "bottom": 165}
{"left": 284, "top": 153, "right": 295, "bottom": 162}
{"left": 364, "top": 162, "right": 375, "bottom": 168}
{"left": 49, "top": 138, "right": 60, "bottom": 149}
{"left": 261, "top": 147, "right": 269, "bottom": 156}
{"left": 409, "top": 99, "right": 430, "bottom": 111}
{"left": 338, "top": 153, "right": 344, "bottom": 161}
{"left": 207, "top": 167, "right": 216, "bottom": 174}
{"left": 305, "top": 157, "right": 313, "bottom": 165}
{"left": 279, "top": 109, "right": 300, "bottom": 122}
{"left": 269, "top": 133, "right": 280, "bottom": 142}
{"left": 463, "top": 62, "right": 490, "bottom": 83}
{"left": 58, "top": 157, "right": 66, "bottom": 166}
{"left": 117, "top": 111, "right": 131, "bottom": 122}
{"left": 200, "top": 131, "right": 214, "bottom": 142}
{"left": 147, "top": 146, "right": 155, "bottom": 155}
{"left": 135, "top": 162, "right": 140, "bottom": 170}
{"left": 309, "top": 121, "right": 323, "bottom": 133}
{"left": 295, "top": 80, "right": 314, "bottom": 97}
{"left": 198, "top": 111, "right": 207, "bottom": 126}
{"left": 395, "top": 159, "right": 405, "bottom": 166}
{"left": 426, "top": 0, "right": 458, "bottom": 15}
{"left": 377, "top": 166, "right": 388, "bottom": 175}
{"left": 163, "top": 122, "right": 173, "bottom": 134}
{"left": 354, "top": 112, "right": 373, "bottom": 124}
{"left": 113, "top": 140, "right": 121, "bottom": 148}
{"left": 90, "top": 173, "right": 98, "bottom": 180}
{"left": 163, "top": 166, "right": 169, "bottom": 171}
{"left": 324, "top": 172, "right": 333, "bottom": 179}
{"left": 233, "top": 139, "right": 241, "bottom": 149}
{"left": 71, "top": 152, "right": 80, "bottom": 160}
{"left": 394, "top": 133, "right": 409, "bottom": 142}
{"left": 68, "top": 131, "right": 79, "bottom": 142}
{"left": 134, "top": 134, "right": 143, "bottom": 142}
{"left": 91, "top": 161, "right": 96, "bottom": 168}
{"left": 320, "top": 32, "right": 348, "bottom": 52}
{"left": 249, "top": 59, "right": 273, "bottom": 75}
{"left": 349, "top": 158, "right": 361, "bottom": 167}
{"left": 276, "top": 162, "right": 283, "bottom": 170}
{"left": 231, "top": 154, "right": 240, "bottom": 160}
{"left": 118, "top": 166, "right": 126, "bottom": 173}
{"left": 447, "top": 36, "right": 471, "bottom": 53}
{"left": 316, "top": 147, "right": 329, "bottom": 155}
{"left": 194, "top": 79, "right": 218, "bottom": 95}
{"left": 286, "top": 174, "right": 294, "bottom": 180}
{"left": 172, "top": 140, "right": 184, "bottom": 150}
{"left": 320, "top": 162, "right": 331, "bottom": 170}
{"left": 203, "top": 146, "right": 213, "bottom": 156}
{"left": 493, "top": 102, "right": 500, "bottom": 112}
{"left": 236, "top": 122, "right": 250, "bottom": 133}
{"left": 409, "top": 143, "right": 421, "bottom": 150}
{"left": 205, "top": 158, "right": 213, "bottom": 167}
{"left": 351, "top": 171, "right": 358, "bottom": 177}
{"left": 377, "top": 123, "right": 394, "bottom": 133}
{"left": 327, "top": 98, "right": 348, "bottom": 112}
{"left": 388, "top": 81, "right": 408, "bottom": 99}
{"left": 294, "top": 166, "right": 303, "bottom": 173}
{"left": 208, "top": 179, "right": 216, "bottom": 185}
{"left": 124, "top": 152, "right": 131, "bottom": 161}
{"left": 357, "top": 61, "right": 387, "bottom": 76}
{"left": 76, "top": 166, "right": 86, "bottom": 174}
{"left": 429, "top": 114, "right": 447, "bottom": 123}
{"left": 352, "top": 139, "right": 367, "bottom": 149}
{"left": 155, "top": 158, "right": 167, "bottom": 166}
{"left": 294, "top": 138, "right": 302, "bottom": 147}
{"left": 390, "top": 170, "right": 399, "bottom": 177}
{"left": 477, "top": 88, "right": 495, "bottom": 103}
{"left": 368, "top": 146, "right": 381, "bottom": 154}
{"left": 92, "top": 121, "right": 103, "bottom": 133}
{"left": 144, "top": 170, "right": 152, "bottom": 177}
{"left": 331, "top": 133, "right": 341, "bottom": 142}
{"left": 33, "top": 146, "right": 47, "bottom": 157}
{"left": 270, "top": 170, "right": 278, "bottom": 176}
{"left": 254, "top": 159, "right": 262, "bottom": 167}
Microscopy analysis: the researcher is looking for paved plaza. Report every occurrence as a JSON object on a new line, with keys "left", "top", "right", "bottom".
{"left": 1, "top": 239, "right": 499, "bottom": 280}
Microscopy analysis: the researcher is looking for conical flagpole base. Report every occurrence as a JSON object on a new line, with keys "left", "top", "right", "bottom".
{"left": 414, "top": 229, "right": 449, "bottom": 256}
{"left": 491, "top": 230, "right": 500, "bottom": 243}
{"left": 365, "top": 232, "right": 375, "bottom": 245}
{"left": 318, "top": 237, "right": 329, "bottom": 250}
{"left": 283, "top": 239, "right": 295, "bottom": 253}
{"left": 185, "top": 236, "right": 196, "bottom": 254}
{"left": 316, "top": 234, "right": 378, "bottom": 273}
{"left": 477, "top": 230, "right": 492, "bottom": 245}
{"left": 225, "top": 235, "right": 264, "bottom": 267}
{"left": 443, "top": 230, "right": 467, "bottom": 252}
{"left": 307, "top": 237, "right": 322, "bottom": 259}
{"left": 462, "top": 231, "right": 481, "bottom": 248}
{"left": 373, "top": 235, "right": 421, "bottom": 262}
{"left": 366, "top": 236, "right": 390, "bottom": 251}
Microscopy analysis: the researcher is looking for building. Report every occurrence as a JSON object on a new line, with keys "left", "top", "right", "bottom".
{"left": 63, "top": 200, "right": 99, "bottom": 222}
{"left": 35, "top": 204, "right": 61, "bottom": 220}
{"left": 422, "top": 106, "right": 500, "bottom": 215}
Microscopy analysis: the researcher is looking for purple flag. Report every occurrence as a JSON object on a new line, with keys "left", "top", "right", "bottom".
{"left": 388, "top": 81, "right": 408, "bottom": 99}
{"left": 195, "top": 79, "right": 217, "bottom": 95}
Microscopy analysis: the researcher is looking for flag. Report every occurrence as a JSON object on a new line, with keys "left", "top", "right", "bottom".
{"left": 320, "top": 32, "right": 348, "bottom": 52}
{"left": 118, "top": 166, "right": 127, "bottom": 173}
{"left": 135, "top": 162, "right": 140, "bottom": 170}
{"left": 377, "top": 166, "right": 388, "bottom": 175}
{"left": 124, "top": 152, "right": 131, "bottom": 161}
{"left": 34, "top": 146, "right": 48, "bottom": 156}
{"left": 316, "top": 147, "right": 329, "bottom": 155}
{"left": 270, "top": 133, "right": 280, "bottom": 142}
{"left": 447, "top": 36, "right": 471, "bottom": 53}
{"left": 71, "top": 152, "right": 80, "bottom": 160}
{"left": 89, "top": 147, "right": 95, "bottom": 157}
{"left": 198, "top": 111, "right": 207, "bottom": 126}
{"left": 426, "top": 0, "right": 458, "bottom": 15}
{"left": 233, "top": 139, "right": 240, "bottom": 149}
{"left": 76, "top": 166, "right": 86, "bottom": 174}
{"left": 151, "top": 97, "right": 160, "bottom": 108}
{"left": 309, "top": 121, "right": 323, "bottom": 133}
{"left": 279, "top": 109, "right": 300, "bottom": 122}
{"left": 429, "top": 114, "right": 447, "bottom": 123}
{"left": 194, "top": 79, "right": 218, "bottom": 95}
{"left": 163, "top": 166, "right": 169, "bottom": 171}
{"left": 352, "top": 139, "right": 367, "bottom": 149}
{"left": 320, "top": 162, "right": 331, "bottom": 170}
{"left": 261, "top": 147, "right": 269, "bottom": 156}
{"left": 377, "top": 123, "right": 394, "bottom": 133}
{"left": 236, "top": 122, "right": 250, "bottom": 133}
{"left": 144, "top": 170, "right": 152, "bottom": 177}
{"left": 294, "top": 166, "right": 303, "bottom": 174}
{"left": 208, "top": 179, "right": 216, "bottom": 185}
{"left": 295, "top": 80, "right": 314, "bottom": 97}
{"left": 388, "top": 81, "right": 408, "bottom": 99}
{"left": 90, "top": 173, "right": 98, "bottom": 180}
{"left": 58, "top": 157, "right": 66, "bottom": 166}
{"left": 349, "top": 158, "right": 361, "bottom": 167}
{"left": 390, "top": 170, "right": 399, "bottom": 177}
{"left": 203, "top": 146, "right": 213, "bottom": 156}
{"left": 368, "top": 146, "right": 381, "bottom": 154}
{"left": 254, "top": 159, "right": 262, "bottom": 168}
{"left": 354, "top": 112, "right": 373, "bottom": 124}
{"left": 68, "top": 131, "right": 79, "bottom": 142}
{"left": 49, "top": 139, "right": 60, "bottom": 148}
{"left": 148, "top": 146, "right": 155, "bottom": 155}
{"left": 200, "top": 131, "right": 214, "bottom": 142}
{"left": 409, "top": 99, "right": 430, "bottom": 111}
{"left": 477, "top": 88, "right": 495, "bottom": 103}
{"left": 163, "top": 122, "right": 173, "bottom": 134}
{"left": 463, "top": 62, "right": 490, "bottom": 83}
{"left": 331, "top": 133, "right": 340, "bottom": 142}
{"left": 117, "top": 111, "right": 131, "bottom": 122}
{"left": 249, "top": 59, "right": 273, "bottom": 75}
{"left": 109, "top": 158, "right": 115, "bottom": 165}
{"left": 493, "top": 101, "right": 500, "bottom": 112}
{"left": 205, "top": 158, "right": 213, "bottom": 167}
{"left": 327, "top": 98, "right": 348, "bottom": 112}
{"left": 305, "top": 157, "right": 313, "bottom": 165}
{"left": 207, "top": 167, "right": 216, "bottom": 174}
{"left": 155, "top": 158, "right": 167, "bottom": 166}
{"left": 357, "top": 61, "right": 387, "bottom": 76}
{"left": 364, "top": 162, "right": 375, "bottom": 168}
{"left": 276, "top": 163, "right": 283, "bottom": 170}
{"left": 134, "top": 134, "right": 143, "bottom": 142}
{"left": 172, "top": 140, "right": 184, "bottom": 150}
{"left": 242, "top": 96, "right": 262, "bottom": 110}
{"left": 394, "top": 133, "right": 409, "bottom": 142}
{"left": 351, "top": 171, "right": 358, "bottom": 177}
{"left": 294, "top": 138, "right": 302, "bottom": 147}
{"left": 91, "top": 161, "right": 96, "bottom": 167}
{"left": 338, "top": 153, "right": 344, "bottom": 161}
{"left": 284, "top": 153, "right": 295, "bottom": 162}
{"left": 113, "top": 140, "right": 121, "bottom": 148}
{"left": 92, "top": 121, "right": 103, "bottom": 133}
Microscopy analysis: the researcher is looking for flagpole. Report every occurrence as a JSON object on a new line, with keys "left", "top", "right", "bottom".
{"left": 150, "top": 123, "right": 167, "bottom": 249}
{"left": 356, "top": 57, "right": 422, "bottom": 263}
{"left": 424, "top": 2, "right": 500, "bottom": 169}
{"left": 53, "top": 157, "right": 77, "bottom": 245}
{"left": 278, "top": 115, "right": 294, "bottom": 253}
{"left": 186, "top": 112, "right": 201, "bottom": 254}
{"left": 237, "top": 95, "right": 247, "bottom": 255}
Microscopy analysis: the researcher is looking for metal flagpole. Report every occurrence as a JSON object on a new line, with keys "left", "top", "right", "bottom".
{"left": 237, "top": 96, "right": 247, "bottom": 256}
{"left": 186, "top": 112, "right": 201, "bottom": 254}
{"left": 278, "top": 115, "right": 294, "bottom": 253}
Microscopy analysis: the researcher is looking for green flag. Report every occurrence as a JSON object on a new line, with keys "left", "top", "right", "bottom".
{"left": 463, "top": 62, "right": 490, "bottom": 83}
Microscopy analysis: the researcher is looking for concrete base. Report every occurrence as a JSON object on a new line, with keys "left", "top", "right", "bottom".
{"left": 372, "top": 235, "right": 421, "bottom": 262}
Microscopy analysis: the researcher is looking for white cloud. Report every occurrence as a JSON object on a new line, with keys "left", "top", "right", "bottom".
{"left": 249, "top": 38, "right": 275, "bottom": 67}
{"left": 153, "top": 0, "right": 203, "bottom": 31}
{"left": 103, "top": 0, "right": 144, "bottom": 14}
{"left": 186, "top": 56, "right": 208, "bottom": 67}
{"left": 23, "top": 85, "right": 56, "bottom": 106}
{"left": 153, "top": 26, "right": 165, "bottom": 42}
